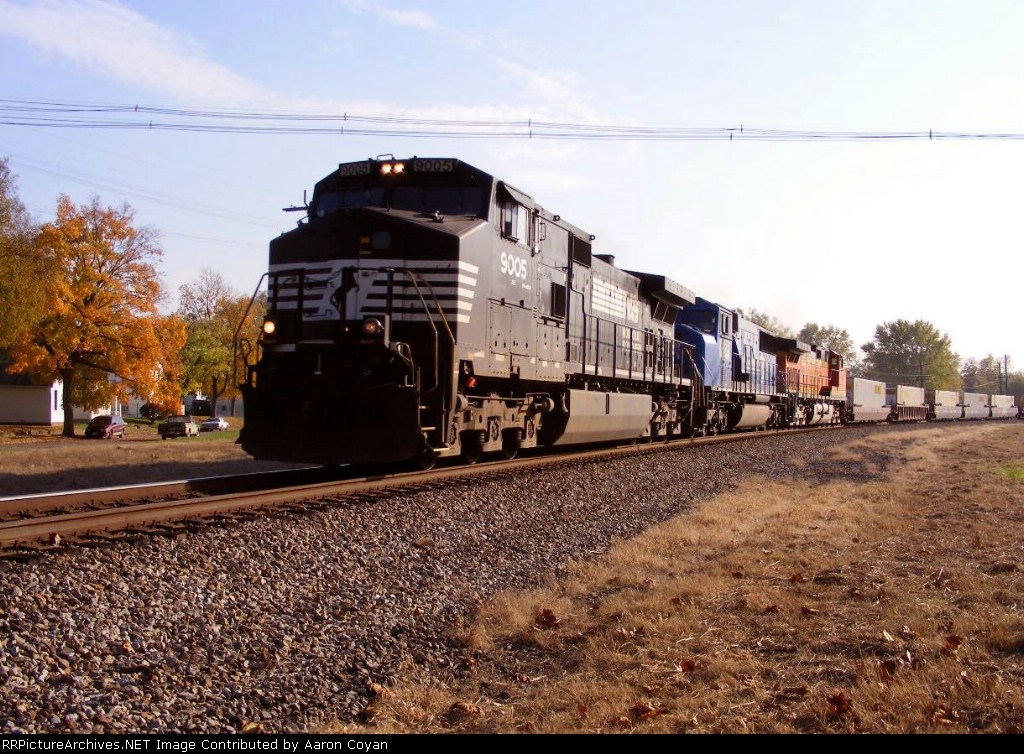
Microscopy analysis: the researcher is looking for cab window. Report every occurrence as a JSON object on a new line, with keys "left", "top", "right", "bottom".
{"left": 501, "top": 201, "right": 530, "bottom": 244}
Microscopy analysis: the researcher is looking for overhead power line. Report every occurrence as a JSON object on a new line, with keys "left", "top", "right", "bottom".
{"left": 1, "top": 98, "right": 1022, "bottom": 141}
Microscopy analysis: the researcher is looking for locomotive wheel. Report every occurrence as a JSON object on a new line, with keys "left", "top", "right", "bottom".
{"left": 501, "top": 429, "right": 522, "bottom": 460}
{"left": 461, "top": 431, "right": 485, "bottom": 465}
{"left": 416, "top": 442, "right": 438, "bottom": 470}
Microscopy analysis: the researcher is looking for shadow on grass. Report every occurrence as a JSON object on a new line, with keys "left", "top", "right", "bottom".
{"left": 0, "top": 457, "right": 317, "bottom": 497}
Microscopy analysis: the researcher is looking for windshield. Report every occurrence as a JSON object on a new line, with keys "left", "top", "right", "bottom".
{"left": 88, "top": 416, "right": 112, "bottom": 426}
{"left": 390, "top": 186, "right": 482, "bottom": 215}
{"left": 315, "top": 187, "right": 386, "bottom": 216}
{"left": 314, "top": 186, "right": 482, "bottom": 218}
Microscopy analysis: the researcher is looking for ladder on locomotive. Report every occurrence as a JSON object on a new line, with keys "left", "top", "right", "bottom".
{"left": 681, "top": 344, "right": 705, "bottom": 435}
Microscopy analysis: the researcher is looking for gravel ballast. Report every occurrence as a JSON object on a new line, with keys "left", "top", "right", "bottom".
{"left": 0, "top": 425, "right": 920, "bottom": 732}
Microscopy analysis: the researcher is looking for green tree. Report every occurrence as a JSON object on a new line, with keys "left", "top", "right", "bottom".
{"left": 178, "top": 268, "right": 264, "bottom": 413}
{"left": 1007, "top": 371, "right": 1024, "bottom": 399}
{"left": 798, "top": 322, "right": 858, "bottom": 370}
{"left": 0, "top": 158, "right": 43, "bottom": 352}
{"left": 736, "top": 307, "right": 794, "bottom": 337}
{"left": 860, "top": 319, "right": 960, "bottom": 390}
{"left": 8, "top": 195, "right": 185, "bottom": 436}
{"left": 962, "top": 355, "right": 1012, "bottom": 394}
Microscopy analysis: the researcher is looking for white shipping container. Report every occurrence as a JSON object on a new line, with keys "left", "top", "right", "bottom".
{"left": 893, "top": 384, "right": 926, "bottom": 407}
{"left": 963, "top": 391, "right": 989, "bottom": 419}
{"left": 989, "top": 394, "right": 1016, "bottom": 418}
{"left": 931, "top": 389, "right": 961, "bottom": 420}
{"left": 848, "top": 377, "right": 890, "bottom": 422}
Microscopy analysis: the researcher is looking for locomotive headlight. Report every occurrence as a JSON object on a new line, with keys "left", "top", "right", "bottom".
{"left": 380, "top": 163, "right": 393, "bottom": 175}
{"left": 392, "top": 162, "right": 405, "bottom": 174}
{"left": 361, "top": 318, "right": 384, "bottom": 337}
{"left": 262, "top": 319, "right": 277, "bottom": 335}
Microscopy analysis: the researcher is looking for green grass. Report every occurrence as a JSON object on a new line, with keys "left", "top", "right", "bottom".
{"left": 192, "top": 428, "right": 241, "bottom": 442}
{"left": 997, "top": 461, "right": 1024, "bottom": 480}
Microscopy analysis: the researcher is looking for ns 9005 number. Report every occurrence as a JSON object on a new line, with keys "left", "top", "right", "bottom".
{"left": 412, "top": 159, "right": 456, "bottom": 173}
{"left": 500, "top": 251, "right": 528, "bottom": 280}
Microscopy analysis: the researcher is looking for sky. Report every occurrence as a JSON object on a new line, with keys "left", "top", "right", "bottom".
{"left": 1, "top": 0, "right": 1022, "bottom": 370}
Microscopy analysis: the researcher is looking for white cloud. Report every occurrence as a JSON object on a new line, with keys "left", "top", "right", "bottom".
{"left": 0, "top": 0, "right": 268, "bottom": 106}
{"left": 375, "top": 7, "right": 438, "bottom": 30}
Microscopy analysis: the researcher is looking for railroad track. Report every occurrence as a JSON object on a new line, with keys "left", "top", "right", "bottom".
{"left": 0, "top": 424, "right": 853, "bottom": 557}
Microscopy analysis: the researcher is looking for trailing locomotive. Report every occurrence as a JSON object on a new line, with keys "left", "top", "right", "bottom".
{"left": 237, "top": 156, "right": 1016, "bottom": 467}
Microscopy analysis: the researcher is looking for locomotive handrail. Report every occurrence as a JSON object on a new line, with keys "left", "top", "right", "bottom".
{"left": 386, "top": 267, "right": 458, "bottom": 451}
{"left": 233, "top": 272, "right": 268, "bottom": 388}
{"left": 377, "top": 268, "right": 451, "bottom": 395}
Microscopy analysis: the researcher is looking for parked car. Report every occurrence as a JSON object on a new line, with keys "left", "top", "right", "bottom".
{"left": 157, "top": 414, "right": 199, "bottom": 439}
{"left": 84, "top": 415, "right": 126, "bottom": 439}
{"left": 200, "top": 416, "right": 230, "bottom": 432}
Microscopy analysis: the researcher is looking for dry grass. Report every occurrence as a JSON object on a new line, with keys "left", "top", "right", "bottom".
{"left": 335, "top": 422, "right": 1024, "bottom": 733}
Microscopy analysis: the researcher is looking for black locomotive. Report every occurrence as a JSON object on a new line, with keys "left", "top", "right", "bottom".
{"left": 237, "top": 156, "right": 1015, "bottom": 468}
{"left": 239, "top": 156, "right": 703, "bottom": 467}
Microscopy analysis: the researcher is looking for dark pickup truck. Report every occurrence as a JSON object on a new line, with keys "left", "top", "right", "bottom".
{"left": 158, "top": 414, "right": 199, "bottom": 439}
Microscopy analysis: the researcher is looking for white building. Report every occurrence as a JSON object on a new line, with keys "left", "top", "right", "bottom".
{"left": 0, "top": 370, "right": 63, "bottom": 425}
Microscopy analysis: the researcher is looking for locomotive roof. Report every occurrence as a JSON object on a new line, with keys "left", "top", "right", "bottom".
{"left": 626, "top": 271, "right": 696, "bottom": 307}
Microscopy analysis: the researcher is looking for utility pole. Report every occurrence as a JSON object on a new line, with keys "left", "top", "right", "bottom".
{"left": 1005, "top": 354, "right": 1010, "bottom": 394}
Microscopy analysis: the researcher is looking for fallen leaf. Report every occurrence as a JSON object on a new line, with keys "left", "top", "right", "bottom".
{"left": 535, "top": 608, "right": 561, "bottom": 629}
{"left": 943, "top": 635, "right": 963, "bottom": 654}
{"left": 675, "top": 659, "right": 696, "bottom": 673}
{"left": 513, "top": 673, "right": 531, "bottom": 683}
{"left": 631, "top": 702, "right": 667, "bottom": 720}
{"left": 449, "top": 702, "right": 481, "bottom": 716}
{"left": 902, "top": 650, "right": 921, "bottom": 671}
{"left": 763, "top": 604, "right": 780, "bottom": 614}
{"left": 801, "top": 607, "right": 820, "bottom": 617}
{"left": 882, "top": 630, "right": 895, "bottom": 642}
{"left": 616, "top": 716, "right": 632, "bottom": 727}
{"left": 790, "top": 573, "right": 805, "bottom": 584}
{"left": 367, "top": 682, "right": 392, "bottom": 699}
{"left": 827, "top": 692, "right": 854, "bottom": 716}
{"left": 577, "top": 705, "right": 588, "bottom": 718}
{"left": 731, "top": 571, "right": 744, "bottom": 579}
{"left": 900, "top": 625, "right": 917, "bottom": 640}
{"left": 240, "top": 721, "right": 265, "bottom": 733}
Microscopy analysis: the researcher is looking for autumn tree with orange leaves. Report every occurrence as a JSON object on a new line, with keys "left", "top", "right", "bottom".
{"left": 9, "top": 195, "right": 186, "bottom": 436}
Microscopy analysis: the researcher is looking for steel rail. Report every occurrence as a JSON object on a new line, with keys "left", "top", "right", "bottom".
{"left": 0, "top": 424, "right": 847, "bottom": 553}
